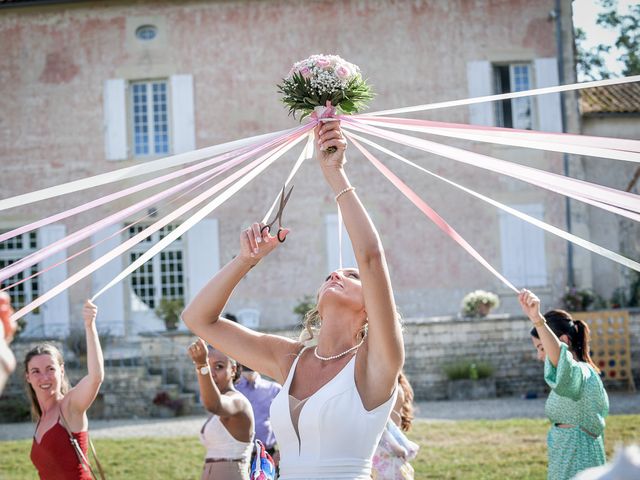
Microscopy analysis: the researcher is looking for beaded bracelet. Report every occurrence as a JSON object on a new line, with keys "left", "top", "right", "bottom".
{"left": 335, "top": 186, "right": 355, "bottom": 202}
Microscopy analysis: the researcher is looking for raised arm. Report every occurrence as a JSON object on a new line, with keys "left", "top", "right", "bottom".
{"left": 316, "top": 121, "right": 404, "bottom": 393}
{"left": 187, "top": 338, "right": 249, "bottom": 416}
{"left": 182, "top": 227, "right": 300, "bottom": 384}
{"left": 518, "top": 289, "right": 562, "bottom": 366}
{"left": 67, "top": 300, "right": 104, "bottom": 415}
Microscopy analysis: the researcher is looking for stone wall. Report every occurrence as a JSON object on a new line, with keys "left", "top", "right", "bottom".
{"left": 4, "top": 310, "right": 637, "bottom": 420}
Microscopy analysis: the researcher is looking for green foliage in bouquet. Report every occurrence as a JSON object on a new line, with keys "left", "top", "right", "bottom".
{"left": 278, "top": 54, "right": 374, "bottom": 121}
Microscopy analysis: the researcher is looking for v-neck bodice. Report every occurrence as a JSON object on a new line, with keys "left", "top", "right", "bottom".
{"left": 270, "top": 348, "right": 397, "bottom": 479}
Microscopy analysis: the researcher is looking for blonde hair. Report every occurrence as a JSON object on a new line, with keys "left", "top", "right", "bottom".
{"left": 398, "top": 371, "right": 415, "bottom": 432}
{"left": 299, "top": 305, "right": 401, "bottom": 344}
{"left": 24, "top": 344, "right": 70, "bottom": 420}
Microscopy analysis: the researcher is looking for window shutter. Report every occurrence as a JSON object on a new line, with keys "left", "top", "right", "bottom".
{"left": 500, "top": 204, "right": 547, "bottom": 287}
{"left": 186, "top": 218, "right": 219, "bottom": 304}
{"left": 466, "top": 61, "right": 494, "bottom": 126}
{"left": 534, "top": 58, "right": 563, "bottom": 132}
{"left": 325, "top": 214, "right": 357, "bottom": 272}
{"left": 103, "top": 79, "right": 128, "bottom": 161}
{"left": 170, "top": 74, "right": 196, "bottom": 154}
{"left": 91, "top": 224, "right": 126, "bottom": 336}
{"left": 38, "top": 225, "right": 70, "bottom": 337}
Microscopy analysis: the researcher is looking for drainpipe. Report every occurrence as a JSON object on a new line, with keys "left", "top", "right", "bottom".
{"left": 555, "top": 0, "right": 575, "bottom": 287}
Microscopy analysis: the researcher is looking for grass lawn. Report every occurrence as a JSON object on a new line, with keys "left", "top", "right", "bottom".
{"left": 0, "top": 415, "right": 638, "bottom": 479}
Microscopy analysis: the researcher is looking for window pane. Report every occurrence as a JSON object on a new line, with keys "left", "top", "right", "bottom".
{"left": 132, "top": 83, "right": 149, "bottom": 155}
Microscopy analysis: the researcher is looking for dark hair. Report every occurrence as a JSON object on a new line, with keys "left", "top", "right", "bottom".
{"left": 398, "top": 371, "right": 415, "bottom": 432}
{"left": 207, "top": 345, "right": 241, "bottom": 382}
{"left": 530, "top": 309, "right": 599, "bottom": 373}
{"left": 24, "top": 344, "right": 70, "bottom": 420}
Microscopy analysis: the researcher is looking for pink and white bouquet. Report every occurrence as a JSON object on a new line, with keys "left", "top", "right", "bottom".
{"left": 278, "top": 54, "right": 374, "bottom": 121}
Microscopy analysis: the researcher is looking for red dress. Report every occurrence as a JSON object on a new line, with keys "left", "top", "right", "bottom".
{"left": 30, "top": 420, "right": 92, "bottom": 480}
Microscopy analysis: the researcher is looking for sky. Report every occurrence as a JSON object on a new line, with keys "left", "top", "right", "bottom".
{"left": 572, "top": 0, "right": 637, "bottom": 79}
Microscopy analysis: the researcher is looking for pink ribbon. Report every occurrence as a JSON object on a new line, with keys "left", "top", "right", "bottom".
{"left": 341, "top": 118, "right": 640, "bottom": 220}
{"left": 0, "top": 127, "right": 307, "bottom": 285}
{"left": 11, "top": 126, "right": 314, "bottom": 322}
{"left": 353, "top": 116, "right": 640, "bottom": 160}
{"left": 348, "top": 134, "right": 518, "bottom": 293}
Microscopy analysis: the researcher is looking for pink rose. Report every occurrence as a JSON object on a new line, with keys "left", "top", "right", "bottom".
{"left": 299, "top": 66, "right": 311, "bottom": 78}
{"left": 336, "top": 65, "right": 350, "bottom": 79}
{"left": 315, "top": 57, "right": 330, "bottom": 68}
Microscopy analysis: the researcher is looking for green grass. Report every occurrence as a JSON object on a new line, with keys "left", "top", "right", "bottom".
{"left": 1, "top": 415, "right": 638, "bottom": 479}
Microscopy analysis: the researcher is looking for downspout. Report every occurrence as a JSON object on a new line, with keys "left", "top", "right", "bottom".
{"left": 555, "top": 0, "right": 575, "bottom": 287}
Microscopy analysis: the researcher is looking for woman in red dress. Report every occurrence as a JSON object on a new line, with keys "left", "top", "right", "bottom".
{"left": 26, "top": 300, "right": 104, "bottom": 480}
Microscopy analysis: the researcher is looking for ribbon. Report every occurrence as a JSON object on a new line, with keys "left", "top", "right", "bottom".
{"left": 91, "top": 132, "right": 311, "bottom": 302}
{"left": 354, "top": 116, "right": 640, "bottom": 162}
{"left": 0, "top": 127, "right": 305, "bottom": 285}
{"left": 347, "top": 134, "right": 519, "bottom": 293}
{"left": 341, "top": 119, "right": 640, "bottom": 220}
{"left": 0, "top": 124, "right": 310, "bottom": 245}
{"left": 0, "top": 127, "right": 299, "bottom": 212}
{"left": 346, "top": 131, "right": 640, "bottom": 274}
{"left": 365, "top": 75, "right": 640, "bottom": 117}
{"left": 262, "top": 134, "right": 315, "bottom": 224}
{"left": 11, "top": 128, "right": 312, "bottom": 321}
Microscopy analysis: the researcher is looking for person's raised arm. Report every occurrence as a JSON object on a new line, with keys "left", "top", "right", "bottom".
{"left": 316, "top": 121, "right": 404, "bottom": 395}
{"left": 182, "top": 225, "right": 300, "bottom": 383}
{"left": 518, "top": 289, "right": 562, "bottom": 366}
{"left": 187, "top": 338, "right": 247, "bottom": 417}
{"left": 67, "top": 300, "right": 104, "bottom": 415}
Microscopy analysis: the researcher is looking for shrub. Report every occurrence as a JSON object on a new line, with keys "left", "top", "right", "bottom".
{"left": 443, "top": 360, "right": 494, "bottom": 380}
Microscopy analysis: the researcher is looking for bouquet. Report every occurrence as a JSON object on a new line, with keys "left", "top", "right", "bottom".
{"left": 278, "top": 54, "right": 374, "bottom": 121}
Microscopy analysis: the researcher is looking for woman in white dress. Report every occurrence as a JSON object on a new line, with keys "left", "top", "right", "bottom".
{"left": 182, "top": 120, "right": 404, "bottom": 479}
{"left": 187, "top": 339, "right": 254, "bottom": 480}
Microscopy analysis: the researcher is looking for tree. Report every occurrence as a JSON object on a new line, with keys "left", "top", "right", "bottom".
{"left": 576, "top": 0, "right": 640, "bottom": 80}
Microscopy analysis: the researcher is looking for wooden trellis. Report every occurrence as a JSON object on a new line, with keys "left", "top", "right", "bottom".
{"left": 573, "top": 310, "right": 636, "bottom": 392}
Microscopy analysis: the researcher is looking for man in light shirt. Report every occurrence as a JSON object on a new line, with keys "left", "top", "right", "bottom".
{"left": 236, "top": 365, "right": 281, "bottom": 461}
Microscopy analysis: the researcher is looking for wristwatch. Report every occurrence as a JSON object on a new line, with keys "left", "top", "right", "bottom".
{"left": 197, "top": 364, "right": 210, "bottom": 375}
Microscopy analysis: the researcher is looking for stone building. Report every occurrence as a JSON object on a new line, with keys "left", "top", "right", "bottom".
{"left": 2, "top": 1, "right": 638, "bottom": 413}
{"left": 1, "top": 0, "right": 594, "bottom": 338}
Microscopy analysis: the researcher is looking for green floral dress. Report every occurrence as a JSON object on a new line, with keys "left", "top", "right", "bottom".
{"left": 544, "top": 343, "right": 609, "bottom": 480}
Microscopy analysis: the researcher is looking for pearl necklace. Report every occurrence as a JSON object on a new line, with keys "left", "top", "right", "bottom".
{"left": 314, "top": 334, "right": 367, "bottom": 362}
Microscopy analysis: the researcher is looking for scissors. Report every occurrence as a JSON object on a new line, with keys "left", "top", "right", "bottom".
{"left": 261, "top": 185, "right": 294, "bottom": 243}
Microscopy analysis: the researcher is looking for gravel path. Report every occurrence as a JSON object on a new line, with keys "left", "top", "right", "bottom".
{"left": 2, "top": 392, "right": 638, "bottom": 441}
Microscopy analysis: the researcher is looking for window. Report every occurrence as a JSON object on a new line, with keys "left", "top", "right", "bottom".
{"left": 135, "top": 25, "right": 157, "bottom": 41}
{"left": 128, "top": 224, "right": 184, "bottom": 309}
{"left": 130, "top": 80, "right": 170, "bottom": 157}
{"left": 499, "top": 204, "right": 547, "bottom": 287}
{"left": 0, "top": 231, "right": 40, "bottom": 314}
{"left": 494, "top": 64, "right": 533, "bottom": 129}
{"left": 105, "top": 75, "right": 194, "bottom": 161}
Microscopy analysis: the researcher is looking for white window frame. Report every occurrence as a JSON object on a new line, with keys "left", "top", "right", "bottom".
{"left": 499, "top": 204, "right": 547, "bottom": 287}
{"left": 0, "top": 231, "right": 42, "bottom": 327}
{"left": 129, "top": 79, "right": 172, "bottom": 158}
{"left": 128, "top": 224, "right": 185, "bottom": 313}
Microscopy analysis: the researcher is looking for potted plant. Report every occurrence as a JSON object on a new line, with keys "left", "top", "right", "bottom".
{"left": 461, "top": 290, "right": 499, "bottom": 317}
{"left": 155, "top": 298, "right": 184, "bottom": 331}
{"left": 443, "top": 359, "right": 496, "bottom": 400}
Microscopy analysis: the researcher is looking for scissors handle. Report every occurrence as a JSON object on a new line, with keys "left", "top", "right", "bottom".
{"left": 260, "top": 224, "right": 287, "bottom": 243}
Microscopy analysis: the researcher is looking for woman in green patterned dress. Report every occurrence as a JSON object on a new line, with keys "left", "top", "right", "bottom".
{"left": 519, "top": 289, "right": 609, "bottom": 480}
